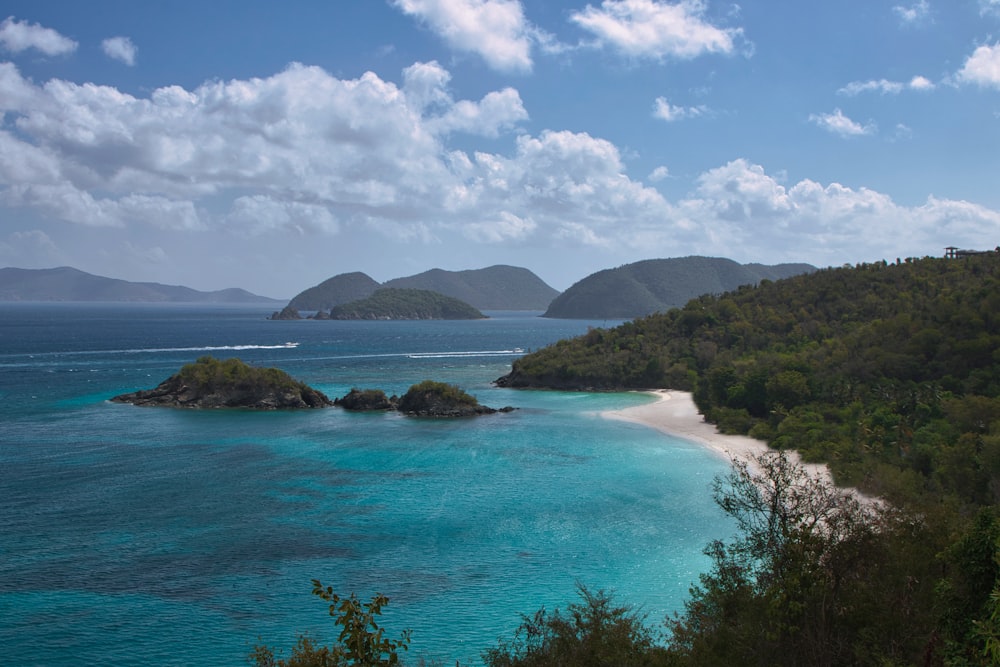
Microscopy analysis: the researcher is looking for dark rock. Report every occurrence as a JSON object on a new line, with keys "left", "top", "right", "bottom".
{"left": 269, "top": 305, "right": 302, "bottom": 320}
{"left": 335, "top": 388, "right": 398, "bottom": 411}
{"left": 396, "top": 380, "right": 498, "bottom": 417}
{"left": 111, "top": 356, "right": 332, "bottom": 410}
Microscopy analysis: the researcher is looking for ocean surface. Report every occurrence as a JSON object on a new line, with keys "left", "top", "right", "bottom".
{"left": 0, "top": 304, "right": 733, "bottom": 666}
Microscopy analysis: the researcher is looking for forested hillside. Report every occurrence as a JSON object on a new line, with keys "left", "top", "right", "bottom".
{"left": 501, "top": 254, "right": 1000, "bottom": 500}
{"left": 542, "top": 256, "right": 815, "bottom": 319}
{"left": 382, "top": 265, "right": 559, "bottom": 310}
{"left": 287, "top": 271, "right": 381, "bottom": 311}
{"left": 286, "top": 265, "right": 558, "bottom": 312}
{"left": 493, "top": 254, "right": 1000, "bottom": 664}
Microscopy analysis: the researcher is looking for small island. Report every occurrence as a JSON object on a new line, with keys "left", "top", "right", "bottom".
{"left": 111, "top": 356, "right": 333, "bottom": 409}
{"left": 280, "top": 288, "right": 487, "bottom": 320}
{"left": 335, "top": 381, "right": 513, "bottom": 417}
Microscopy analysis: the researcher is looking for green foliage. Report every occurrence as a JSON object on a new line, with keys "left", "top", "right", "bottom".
{"left": 504, "top": 254, "right": 1000, "bottom": 504}
{"left": 483, "top": 586, "right": 671, "bottom": 667}
{"left": 178, "top": 355, "right": 300, "bottom": 392}
{"left": 311, "top": 581, "right": 411, "bottom": 666}
{"left": 502, "top": 254, "right": 1000, "bottom": 664}
{"left": 666, "top": 451, "right": 937, "bottom": 666}
{"left": 399, "top": 380, "right": 479, "bottom": 409}
{"left": 328, "top": 288, "right": 485, "bottom": 320}
{"left": 250, "top": 582, "right": 411, "bottom": 667}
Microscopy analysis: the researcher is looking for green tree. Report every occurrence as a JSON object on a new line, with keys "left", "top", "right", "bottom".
{"left": 666, "top": 451, "right": 918, "bottom": 666}
{"left": 250, "top": 581, "right": 411, "bottom": 667}
{"left": 483, "top": 585, "right": 671, "bottom": 667}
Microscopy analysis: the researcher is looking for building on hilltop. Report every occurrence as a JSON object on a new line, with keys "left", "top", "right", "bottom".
{"left": 944, "top": 246, "right": 998, "bottom": 259}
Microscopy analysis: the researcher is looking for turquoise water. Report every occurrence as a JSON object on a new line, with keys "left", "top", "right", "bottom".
{"left": 0, "top": 304, "right": 732, "bottom": 665}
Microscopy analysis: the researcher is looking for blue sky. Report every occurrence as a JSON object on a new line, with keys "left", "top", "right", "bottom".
{"left": 1, "top": 1, "right": 998, "bottom": 297}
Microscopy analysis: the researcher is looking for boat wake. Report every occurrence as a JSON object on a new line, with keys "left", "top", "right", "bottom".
{"left": 407, "top": 348, "right": 523, "bottom": 359}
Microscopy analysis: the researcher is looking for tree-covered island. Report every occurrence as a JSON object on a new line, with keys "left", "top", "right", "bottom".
{"left": 314, "top": 288, "right": 486, "bottom": 320}
{"left": 335, "top": 381, "right": 513, "bottom": 417}
{"left": 110, "top": 356, "right": 333, "bottom": 409}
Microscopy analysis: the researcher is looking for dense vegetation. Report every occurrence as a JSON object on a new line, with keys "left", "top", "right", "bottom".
{"left": 501, "top": 254, "right": 1000, "bottom": 504}
{"left": 256, "top": 254, "right": 1000, "bottom": 664}
{"left": 542, "top": 256, "right": 814, "bottom": 319}
{"left": 327, "top": 288, "right": 485, "bottom": 320}
{"left": 111, "top": 355, "right": 332, "bottom": 409}
{"left": 396, "top": 379, "right": 505, "bottom": 416}
{"left": 495, "top": 253, "right": 1000, "bottom": 664}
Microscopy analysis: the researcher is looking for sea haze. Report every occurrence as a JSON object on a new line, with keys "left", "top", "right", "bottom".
{"left": 0, "top": 304, "right": 733, "bottom": 666}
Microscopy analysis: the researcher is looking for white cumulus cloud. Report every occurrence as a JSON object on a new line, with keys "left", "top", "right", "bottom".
{"left": 102, "top": 36, "right": 137, "bottom": 66}
{"left": 392, "top": 0, "right": 535, "bottom": 73}
{"left": 2, "top": 59, "right": 998, "bottom": 273}
{"left": 673, "top": 159, "right": 1000, "bottom": 264}
{"left": 957, "top": 42, "right": 1000, "bottom": 89}
{"left": 570, "top": 0, "right": 740, "bottom": 60}
{"left": 0, "top": 16, "right": 77, "bottom": 55}
{"left": 809, "top": 108, "right": 875, "bottom": 137}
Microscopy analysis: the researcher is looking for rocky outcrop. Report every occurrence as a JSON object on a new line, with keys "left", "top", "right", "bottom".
{"left": 111, "top": 356, "right": 332, "bottom": 409}
{"left": 269, "top": 305, "right": 302, "bottom": 320}
{"left": 334, "top": 381, "right": 514, "bottom": 417}
{"left": 334, "top": 388, "right": 397, "bottom": 411}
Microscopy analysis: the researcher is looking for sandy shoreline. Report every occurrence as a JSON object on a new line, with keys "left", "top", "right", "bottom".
{"left": 603, "top": 390, "right": 836, "bottom": 485}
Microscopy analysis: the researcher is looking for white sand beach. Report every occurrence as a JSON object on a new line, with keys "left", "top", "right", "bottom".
{"left": 603, "top": 390, "right": 836, "bottom": 486}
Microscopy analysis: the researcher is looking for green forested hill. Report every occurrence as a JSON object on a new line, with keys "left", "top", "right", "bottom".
{"left": 501, "top": 254, "right": 1000, "bottom": 502}
{"left": 383, "top": 265, "right": 559, "bottom": 310}
{"left": 287, "top": 271, "right": 381, "bottom": 311}
{"left": 286, "top": 265, "right": 558, "bottom": 312}
{"left": 494, "top": 253, "right": 1000, "bottom": 665}
{"left": 542, "top": 256, "right": 815, "bottom": 319}
{"left": 327, "top": 288, "right": 485, "bottom": 320}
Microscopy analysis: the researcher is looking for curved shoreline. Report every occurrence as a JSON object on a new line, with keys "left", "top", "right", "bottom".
{"left": 603, "top": 390, "right": 836, "bottom": 485}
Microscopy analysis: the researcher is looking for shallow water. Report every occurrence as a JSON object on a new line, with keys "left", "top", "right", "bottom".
{"left": 0, "top": 304, "right": 732, "bottom": 665}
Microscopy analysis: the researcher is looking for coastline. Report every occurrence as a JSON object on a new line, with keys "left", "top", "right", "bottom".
{"left": 603, "top": 390, "right": 836, "bottom": 485}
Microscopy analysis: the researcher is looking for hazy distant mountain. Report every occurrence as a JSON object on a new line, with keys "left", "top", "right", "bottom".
{"left": 0, "top": 267, "right": 281, "bottom": 303}
{"left": 287, "top": 272, "right": 381, "bottom": 311}
{"left": 543, "top": 257, "right": 816, "bottom": 319}
{"left": 383, "top": 266, "right": 558, "bottom": 310}
{"left": 287, "top": 265, "right": 559, "bottom": 312}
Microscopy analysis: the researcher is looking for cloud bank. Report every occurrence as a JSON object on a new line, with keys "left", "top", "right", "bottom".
{"left": 0, "top": 58, "right": 996, "bottom": 275}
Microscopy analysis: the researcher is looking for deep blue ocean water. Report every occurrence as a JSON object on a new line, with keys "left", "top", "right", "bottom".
{"left": 0, "top": 304, "right": 733, "bottom": 666}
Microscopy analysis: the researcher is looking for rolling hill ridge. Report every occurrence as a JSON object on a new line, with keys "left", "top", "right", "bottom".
{"left": 544, "top": 257, "right": 815, "bottom": 319}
